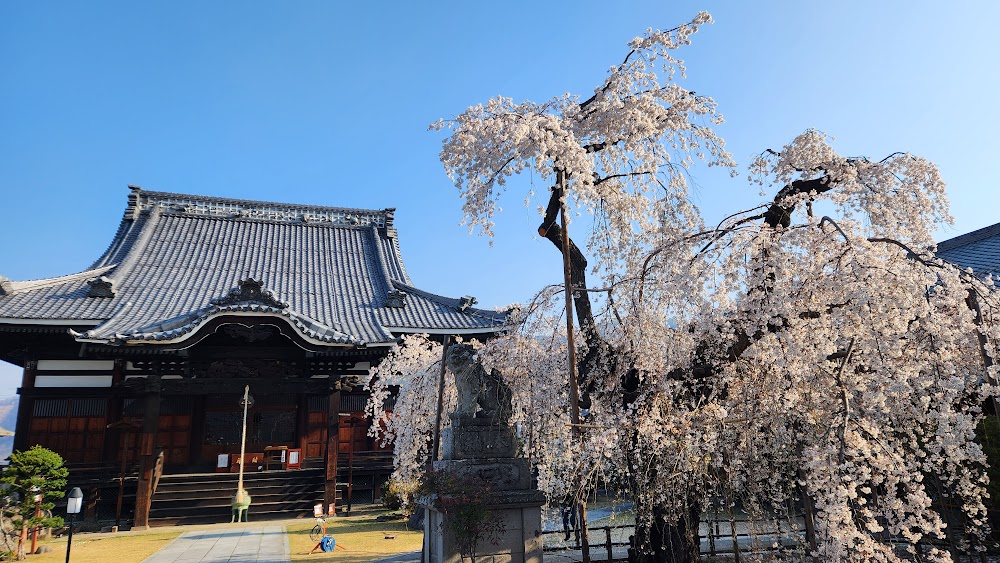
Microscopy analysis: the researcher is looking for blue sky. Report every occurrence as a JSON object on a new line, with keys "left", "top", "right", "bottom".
{"left": 1, "top": 1, "right": 997, "bottom": 396}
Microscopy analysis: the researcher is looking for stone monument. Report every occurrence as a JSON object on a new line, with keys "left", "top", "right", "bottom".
{"left": 422, "top": 344, "right": 545, "bottom": 563}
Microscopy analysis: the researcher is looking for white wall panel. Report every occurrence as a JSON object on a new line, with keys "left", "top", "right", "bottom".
{"left": 36, "top": 360, "right": 114, "bottom": 371}
{"left": 35, "top": 375, "right": 113, "bottom": 388}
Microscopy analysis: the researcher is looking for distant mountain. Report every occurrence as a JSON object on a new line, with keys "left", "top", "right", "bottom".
{"left": 0, "top": 397, "right": 17, "bottom": 460}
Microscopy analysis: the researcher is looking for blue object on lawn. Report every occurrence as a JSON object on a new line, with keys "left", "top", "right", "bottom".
{"left": 320, "top": 535, "right": 336, "bottom": 552}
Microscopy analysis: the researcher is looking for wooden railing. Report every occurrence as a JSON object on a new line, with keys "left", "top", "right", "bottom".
{"left": 541, "top": 524, "right": 632, "bottom": 562}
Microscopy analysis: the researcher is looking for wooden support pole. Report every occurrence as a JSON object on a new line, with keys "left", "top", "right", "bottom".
{"left": 236, "top": 385, "right": 250, "bottom": 503}
{"left": 429, "top": 335, "right": 451, "bottom": 471}
{"left": 133, "top": 375, "right": 161, "bottom": 529}
{"left": 798, "top": 470, "right": 818, "bottom": 561}
{"left": 297, "top": 394, "right": 309, "bottom": 456}
{"left": 557, "top": 169, "right": 590, "bottom": 563}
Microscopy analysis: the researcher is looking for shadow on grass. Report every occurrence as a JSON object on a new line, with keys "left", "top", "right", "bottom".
{"left": 287, "top": 515, "right": 416, "bottom": 536}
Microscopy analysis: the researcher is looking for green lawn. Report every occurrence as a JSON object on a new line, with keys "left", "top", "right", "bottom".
{"left": 287, "top": 513, "right": 422, "bottom": 562}
{"left": 16, "top": 530, "right": 182, "bottom": 563}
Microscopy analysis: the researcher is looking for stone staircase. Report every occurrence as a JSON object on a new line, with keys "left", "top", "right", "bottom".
{"left": 148, "top": 468, "right": 326, "bottom": 526}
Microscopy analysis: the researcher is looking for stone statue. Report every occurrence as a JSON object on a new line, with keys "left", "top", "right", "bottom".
{"left": 424, "top": 342, "right": 545, "bottom": 563}
{"left": 446, "top": 343, "right": 512, "bottom": 424}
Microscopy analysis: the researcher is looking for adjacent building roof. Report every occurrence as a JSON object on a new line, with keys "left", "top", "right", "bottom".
{"left": 0, "top": 187, "right": 506, "bottom": 346}
{"left": 937, "top": 221, "right": 1000, "bottom": 282}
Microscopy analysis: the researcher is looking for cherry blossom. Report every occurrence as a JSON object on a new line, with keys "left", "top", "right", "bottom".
{"left": 374, "top": 12, "right": 1000, "bottom": 562}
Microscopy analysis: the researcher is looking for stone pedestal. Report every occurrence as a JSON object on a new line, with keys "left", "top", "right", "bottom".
{"left": 422, "top": 416, "right": 545, "bottom": 563}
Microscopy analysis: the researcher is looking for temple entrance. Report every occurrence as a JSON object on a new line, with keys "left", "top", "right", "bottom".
{"left": 200, "top": 392, "right": 297, "bottom": 470}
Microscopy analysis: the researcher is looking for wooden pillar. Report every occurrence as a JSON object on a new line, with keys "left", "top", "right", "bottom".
{"left": 133, "top": 375, "right": 161, "bottom": 529}
{"left": 324, "top": 388, "right": 341, "bottom": 514}
{"left": 188, "top": 395, "right": 205, "bottom": 469}
{"left": 297, "top": 394, "right": 309, "bottom": 455}
{"left": 12, "top": 361, "right": 36, "bottom": 453}
{"left": 103, "top": 360, "right": 125, "bottom": 463}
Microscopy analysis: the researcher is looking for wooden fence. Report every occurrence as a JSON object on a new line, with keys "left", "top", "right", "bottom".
{"left": 541, "top": 491, "right": 994, "bottom": 561}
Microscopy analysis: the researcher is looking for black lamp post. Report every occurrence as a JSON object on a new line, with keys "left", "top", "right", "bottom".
{"left": 65, "top": 487, "right": 82, "bottom": 563}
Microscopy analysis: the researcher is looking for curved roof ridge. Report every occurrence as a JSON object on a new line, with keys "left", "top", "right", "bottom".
{"left": 105, "top": 205, "right": 163, "bottom": 285}
{"left": 383, "top": 230, "right": 413, "bottom": 285}
{"left": 76, "top": 300, "right": 134, "bottom": 339}
{"left": 5, "top": 264, "right": 118, "bottom": 293}
{"left": 368, "top": 225, "right": 398, "bottom": 300}
{"left": 92, "top": 304, "right": 360, "bottom": 346}
{"left": 390, "top": 280, "right": 505, "bottom": 318}
{"left": 136, "top": 188, "right": 395, "bottom": 227}
{"left": 90, "top": 186, "right": 144, "bottom": 269}
{"left": 89, "top": 214, "right": 132, "bottom": 270}
{"left": 81, "top": 274, "right": 368, "bottom": 345}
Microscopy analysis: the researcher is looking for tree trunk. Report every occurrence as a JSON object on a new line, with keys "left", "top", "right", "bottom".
{"left": 16, "top": 523, "right": 27, "bottom": 560}
{"left": 630, "top": 499, "right": 701, "bottom": 563}
{"left": 540, "top": 186, "right": 700, "bottom": 561}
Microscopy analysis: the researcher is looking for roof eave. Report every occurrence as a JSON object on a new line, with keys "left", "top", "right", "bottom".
{"left": 384, "top": 326, "right": 506, "bottom": 336}
{"left": 79, "top": 309, "right": 407, "bottom": 354}
{"left": 0, "top": 318, "right": 104, "bottom": 327}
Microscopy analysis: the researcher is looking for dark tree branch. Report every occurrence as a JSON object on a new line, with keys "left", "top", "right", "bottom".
{"left": 593, "top": 171, "right": 654, "bottom": 187}
{"left": 536, "top": 184, "right": 615, "bottom": 410}
{"left": 578, "top": 19, "right": 696, "bottom": 113}
{"left": 584, "top": 141, "right": 611, "bottom": 153}
{"left": 537, "top": 189, "right": 595, "bottom": 339}
{"left": 763, "top": 176, "right": 835, "bottom": 229}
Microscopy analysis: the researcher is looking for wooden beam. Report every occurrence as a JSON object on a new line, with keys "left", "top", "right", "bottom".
{"left": 158, "top": 377, "right": 331, "bottom": 395}
{"left": 297, "top": 394, "right": 309, "bottom": 459}
{"left": 18, "top": 387, "right": 132, "bottom": 398}
{"left": 102, "top": 360, "right": 126, "bottom": 464}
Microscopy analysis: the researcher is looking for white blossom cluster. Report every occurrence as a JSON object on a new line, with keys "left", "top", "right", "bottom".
{"left": 365, "top": 335, "right": 455, "bottom": 494}
{"left": 380, "top": 12, "right": 1000, "bottom": 561}
{"left": 430, "top": 11, "right": 733, "bottom": 275}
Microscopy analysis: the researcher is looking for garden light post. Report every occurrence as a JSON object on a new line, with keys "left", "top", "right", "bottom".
{"left": 65, "top": 487, "right": 82, "bottom": 563}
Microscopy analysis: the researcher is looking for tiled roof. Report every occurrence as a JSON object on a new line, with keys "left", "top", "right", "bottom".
{"left": 937, "top": 221, "right": 1000, "bottom": 282}
{"left": 0, "top": 187, "right": 507, "bottom": 345}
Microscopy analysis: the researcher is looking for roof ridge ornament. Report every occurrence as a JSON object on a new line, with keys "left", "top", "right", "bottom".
{"left": 87, "top": 276, "right": 116, "bottom": 298}
{"left": 0, "top": 276, "right": 12, "bottom": 296}
{"left": 384, "top": 289, "right": 407, "bottom": 308}
{"left": 457, "top": 295, "right": 477, "bottom": 312}
{"left": 211, "top": 278, "right": 288, "bottom": 309}
{"left": 125, "top": 185, "right": 142, "bottom": 220}
{"left": 384, "top": 208, "right": 396, "bottom": 238}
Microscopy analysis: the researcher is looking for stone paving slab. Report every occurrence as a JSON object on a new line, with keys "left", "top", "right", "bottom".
{"left": 142, "top": 525, "right": 289, "bottom": 563}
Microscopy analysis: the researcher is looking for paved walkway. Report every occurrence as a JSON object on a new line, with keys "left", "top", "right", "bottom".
{"left": 142, "top": 525, "right": 289, "bottom": 563}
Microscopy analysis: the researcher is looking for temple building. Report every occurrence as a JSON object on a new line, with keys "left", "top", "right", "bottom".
{"left": 0, "top": 186, "right": 505, "bottom": 526}
{"left": 937, "top": 221, "right": 1000, "bottom": 282}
